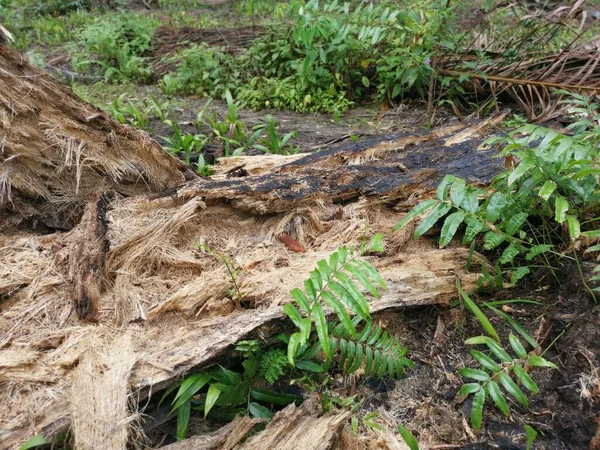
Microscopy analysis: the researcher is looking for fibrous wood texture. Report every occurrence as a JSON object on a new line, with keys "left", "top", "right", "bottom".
{"left": 0, "top": 44, "right": 190, "bottom": 230}
{"left": 0, "top": 89, "right": 506, "bottom": 449}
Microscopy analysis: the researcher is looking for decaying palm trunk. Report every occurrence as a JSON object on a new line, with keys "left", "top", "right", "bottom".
{"left": 0, "top": 44, "right": 191, "bottom": 230}
{"left": 0, "top": 43, "right": 509, "bottom": 450}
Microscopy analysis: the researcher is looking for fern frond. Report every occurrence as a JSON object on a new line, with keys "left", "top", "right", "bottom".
{"left": 259, "top": 348, "right": 288, "bottom": 384}
{"left": 330, "top": 320, "right": 413, "bottom": 378}
{"left": 286, "top": 234, "right": 388, "bottom": 365}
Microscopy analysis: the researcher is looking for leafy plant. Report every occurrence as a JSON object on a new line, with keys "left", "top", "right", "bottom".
{"left": 398, "top": 425, "right": 420, "bottom": 450}
{"left": 458, "top": 334, "right": 557, "bottom": 431}
{"left": 168, "top": 340, "right": 302, "bottom": 440}
{"left": 196, "top": 243, "right": 244, "bottom": 307}
{"left": 106, "top": 94, "right": 149, "bottom": 129}
{"left": 161, "top": 119, "right": 208, "bottom": 166}
{"left": 395, "top": 113, "right": 600, "bottom": 295}
{"left": 252, "top": 115, "right": 299, "bottom": 155}
{"left": 18, "top": 435, "right": 49, "bottom": 450}
{"left": 71, "top": 11, "right": 158, "bottom": 83}
{"left": 284, "top": 234, "right": 413, "bottom": 378}
{"left": 160, "top": 44, "right": 244, "bottom": 98}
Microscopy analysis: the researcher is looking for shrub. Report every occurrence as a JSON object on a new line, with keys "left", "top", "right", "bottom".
{"left": 71, "top": 12, "right": 159, "bottom": 83}
{"left": 159, "top": 44, "right": 244, "bottom": 98}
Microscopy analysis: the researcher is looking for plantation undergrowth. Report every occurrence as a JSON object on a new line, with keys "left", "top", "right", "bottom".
{"left": 2, "top": 0, "right": 600, "bottom": 449}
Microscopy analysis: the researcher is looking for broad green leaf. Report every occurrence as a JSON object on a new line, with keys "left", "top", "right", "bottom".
{"left": 471, "top": 388, "right": 486, "bottom": 430}
{"left": 331, "top": 274, "right": 370, "bottom": 319}
{"left": 510, "top": 267, "right": 530, "bottom": 285}
{"left": 346, "top": 262, "right": 380, "bottom": 298}
{"left": 251, "top": 387, "right": 302, "bottom": 405}
{"left": 463, "top": 215, "right": 485, "bottom": 243}
{"left": 581, "top": 230, "right": 600, "bottom": 238}
{"left": 176, "top": 399, "right": 191, "bottom": 439}
{"left": 439, "top": 211, "right": 466, "bottom": 247}
{"left": 312, "top": 303, "right": 331, "bottom": 361}
{"left": 484, "top": 231, "right": 505, "bottom": 250}
{"left": 249, "top": 402, "right": 274, "bottom": 419}
{"left": 524, "top": 424, "right": 538, "bottom": 450}
{"left": 485, "top": 340, "right": 512, "bottom": 363}
{"left": 295, "top": 360, "right": 325, "bottom": 372}
{"left": 18, "top": 435, "right": 49, "bottom": 450}
{"left": 498, "top": 372, "right": 528, "bottom": 407}
{"left": 463, "top": 188, "right": 479, "bottom": 213}
{"left": 450, "top": 177, "right": 466, "bottom": 207}
{"left": 513, "top": 366, "right": 539, "bottom": 393}
{"left": 283, "top": 303, "right": 303, "bottom": 327}
{"left": 317, "top": 259, "right": 331, "bottom": 280}
{"left": 508, "top": 157, "right": 534, "bottom": 186}
{"left": 172, "top": 374, "right": 211, "bottom": 412}
{"left": 304, "top": 279, "right": 317, "bottom": 301}
{"left": 565, "top": 215, "right": 580, "bottom": 240}
{"left": 356, "top": 260, "right": 387, "bottom": 290}
{"left": 499, "top": 244, "right": 519, "bottom": 264}
{"left": 204, "top": 384, "right": 222, "bottom": 417}
{"left": 505, "top": 212, "right": 528, "bottom": 236}
{"left": 458, "top": 383, "right": 482, "bottom": 396}
{"left": 458, "top": 367, "right": 490, "bottom": 382}
{"left": 488, "top": 380, "right": 510, "bottom": 416}
{"left": 393, "top": 199, "right": 439, "bottom": 230}
{"left": 471, "top": 350, "right": 501, "bottom": 372}
{"left": 321, "top": 291, "right": 355, "bottom": 335}
{"left": 554, "top": 195, "right": 568, "bottom": 223}
{"left": 361, "top": 76, "right": 370, "bottom": 88}
{"left": 459, "top": 285, "right": 500, "bottom": 342}
{"left": 486, "top": 192, "right": 507, "bottom": 223}
{"left": 398, "top": 425, "right": 420, "bottom": 450}
{"left": 526, "top": 244, "right": 553, "bottom": 261}
{"left": 465, "top": 335, "right": 494, "bottom": 345}
{"left": 509, "top": 333, "right": 527, "bottom": 359}
{"left": 585, "top": 244, "right": 600, "bottom": 253}
{"left": 414, "top": 203, "right": 452, "bottom": 238}
{"left": 290, "top": 288, "right": 311, "bottom": 312}
{"left": 538, "top": 180, "right": 557, "bottom": 200}
{"left": 299, "top": 317, "right": 311, "bottom": 342}
{"left": 528, "top": 355, "right": 558, "bottom": 369}
{"left": 287, "top": 332, "right": 302, "bottom": 365}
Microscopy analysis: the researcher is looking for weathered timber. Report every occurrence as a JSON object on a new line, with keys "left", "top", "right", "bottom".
{"left": 0, "top": 44, "right": 191, "bottom": 230}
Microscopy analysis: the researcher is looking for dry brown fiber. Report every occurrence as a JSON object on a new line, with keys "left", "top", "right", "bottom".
{"left": 0, "top": 43, "right": 505, "bottom": 449}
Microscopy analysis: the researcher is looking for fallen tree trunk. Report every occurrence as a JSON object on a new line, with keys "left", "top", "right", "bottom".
{"left": 0, "top": 44, "right": 191, "bottom": 230}
{"left": 0, "top": 90, "right": 505, "bottom": 448}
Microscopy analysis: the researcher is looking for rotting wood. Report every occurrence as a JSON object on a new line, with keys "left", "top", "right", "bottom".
{"left": 0, "top": 113, "right": 504, "bottom": 449}
{"left": 160, "top": 415, "right": 264, "bottom": 450}
{"left": 173, "top": 114, "right": 508, "bottom": 215}
{"left": 235, "top": 396, "right": 351, "bottom": 450}
{"left": 68, "top": 191, "right": 113, "bottom": 320}
{"left": 0, "top": 43, "right": 192, "bottom": 230}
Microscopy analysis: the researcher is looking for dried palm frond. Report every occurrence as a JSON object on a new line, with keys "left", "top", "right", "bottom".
{"left": 435, "top": 16, "right": 600, "bottom": 122}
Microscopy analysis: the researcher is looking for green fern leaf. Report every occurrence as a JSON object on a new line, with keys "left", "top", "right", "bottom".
{"left": 439, "top": 211, "right": 466, "bottom": 247}
{"left": 346, "top": 261, "right": 380, "bottom": 298}
{"left": 356, "top": 260, "right": 387, "bottom": 290}
{"left": 486, "top": 192, "right": 508, "bottom": 223}
{"left": 393, "top": 199, "right": 439, "bottom": 230}
{"left": 463, "top": 215, "right": 485, "bottom": 243}
{"left": 259, "top": 348, "right": 288, "bottom": 384}
{"left": 414, "top": 202, "right": 452, "bottom": 238}
{"left": 499, "top": 244, "right": 520, "bottom": 264}
{"left": 484, "top": 230, "right": 505, "bottom": 250}
{"left": 321, "top": 291, "right": 355, "bottom": 335}
{"left": 450, "top": 177, "right": 466, "bottom": 208}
